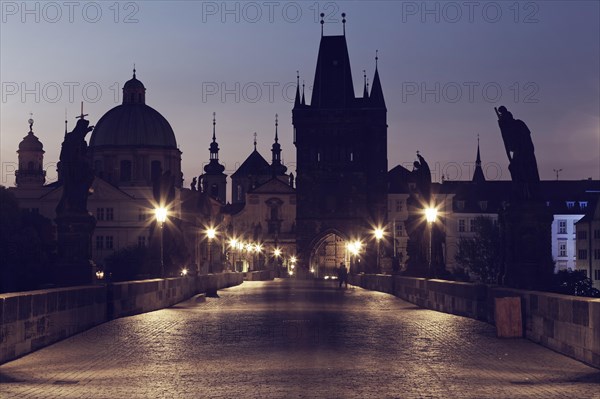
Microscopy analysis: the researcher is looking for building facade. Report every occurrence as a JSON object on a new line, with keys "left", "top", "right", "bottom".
{"left": 293, "top": 26, "right": 388, "bottom": 274}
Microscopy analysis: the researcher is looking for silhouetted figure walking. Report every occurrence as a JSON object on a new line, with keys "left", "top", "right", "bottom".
{"left": 338, "top": 262, "right": 348, "bottom": 288}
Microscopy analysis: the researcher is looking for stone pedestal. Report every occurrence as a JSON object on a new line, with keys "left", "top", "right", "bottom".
{"left": 55, "top": 213, "right": 96, "bottom": 286}
{"left": 499, "top": 202, "right": 553, "bottom": 290}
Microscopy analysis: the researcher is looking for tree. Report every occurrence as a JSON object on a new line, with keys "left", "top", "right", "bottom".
{"left": 552, "top": 270, "right": 600, "bottom": 298}
{"left": 105, "top": 245, "right": 155, "bottom": 281}
{"left": 0, "top": 186, "right": 56, "bottom": 293}
{"left": 455, "top": 216, "right": 501, "bottom": 284}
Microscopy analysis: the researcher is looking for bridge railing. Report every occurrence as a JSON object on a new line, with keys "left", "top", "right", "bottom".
{"left": 0, "top": 272, "right": 245, "bottom": 365}
{"left": 349, "top": 273, "right": 600, "bottom": 369}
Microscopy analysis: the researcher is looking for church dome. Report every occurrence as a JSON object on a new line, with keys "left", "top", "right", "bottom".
{"left": 18, "top": 119, "right": 44, "bottom": 152}
{"left": 89, "top": 70, "right": 177, "bottom": 148}
{"left": 19, "top": 132, "right": 44, "bottom": 152}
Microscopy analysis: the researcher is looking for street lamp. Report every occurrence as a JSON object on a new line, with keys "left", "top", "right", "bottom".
{"left": 229, "top": 238, "right": 238, "bottom": 271}
{"left": 373, "top": 227, "right": 384, "bottom": 272}
{"left": 155, "top": 206, "right": 168, "bottom": 277}
{"left": 425, "top": 207, "right": 438, "bottom": 278}
{"left": 206, "top": 226, "right": 216, "bottom": 274}
{"left": 346, "top": 240, "right": 362, "bottom": 273}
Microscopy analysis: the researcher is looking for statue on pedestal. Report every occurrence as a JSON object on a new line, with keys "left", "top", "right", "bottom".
{"left": 495, "top": 106, "right": 552, "bottom": 289}
{"left": 55, "top": 106, "right": 96, "bottom": 285}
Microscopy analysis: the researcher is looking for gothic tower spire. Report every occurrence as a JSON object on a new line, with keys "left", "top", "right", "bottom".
{"left": 472, "top": 134, "right": 485, "bottom": 183}
{"left": 201, "top": 112, "right": 227, "bottom": 202}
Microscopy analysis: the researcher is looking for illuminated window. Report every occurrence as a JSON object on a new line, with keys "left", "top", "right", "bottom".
{"left": 558, "top": 241, "right": 567, "bottom": 257}
{"left": 558, "top": 220, "right": 567, "bottom": 234}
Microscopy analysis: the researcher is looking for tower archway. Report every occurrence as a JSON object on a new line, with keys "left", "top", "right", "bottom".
{"left": 308, "top": 229, "right": 348, "bottom": 278}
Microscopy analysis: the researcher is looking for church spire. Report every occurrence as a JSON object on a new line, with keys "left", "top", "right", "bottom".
{"left": 301, "top": 80, "right": 306, "bottom": 105}
{"left": 472, "top": 134, "right": 485, "bottom": 183}
{"left": 370, "top": 50, "right": 386, "bottom": 109}
{"left": 294, "top": 71, "right": 301, "bottom": 108}
{"left": 363, "top": 69, "right": 369, "bottom": 99}
{"left": 271, "top": 113, "right": 287, "bottom": 176}
{"left": 203, "top": 112, "right": 225, "bottom": 175}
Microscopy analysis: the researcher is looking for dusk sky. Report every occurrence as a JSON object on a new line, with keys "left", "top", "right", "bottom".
{"left": 1, "top": 1, "right": 599, "bottom": 189}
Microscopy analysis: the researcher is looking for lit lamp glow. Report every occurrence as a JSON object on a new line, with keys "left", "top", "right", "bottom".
{"left": 373, "top": 227, "right": 384, "bottom": 271}
{"left": 155, "top": 206, "right": 168, "bottom": 277}
{"left": 425, "top": 207, "right": 438, "bottom": 278}
{"left": 206, "top": 226, "right": 217, "bottom": 274}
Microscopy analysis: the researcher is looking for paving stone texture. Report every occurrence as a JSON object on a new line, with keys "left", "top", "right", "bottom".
{"left": 1, "top": 279, "right": 598, "bottom": 398}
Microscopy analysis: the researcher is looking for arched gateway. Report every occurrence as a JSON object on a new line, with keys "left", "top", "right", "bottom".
{"left": 308, "top": 230, "right": 348, "bottom": 278}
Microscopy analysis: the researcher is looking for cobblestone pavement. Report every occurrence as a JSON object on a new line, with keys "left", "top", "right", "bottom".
{"left": 1, "top": 279, "right": 599, "bottom": 398}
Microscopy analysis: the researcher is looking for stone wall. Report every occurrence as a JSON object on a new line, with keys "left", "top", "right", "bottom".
{"left": 1, "top": 272, "right": 244, "bottom": 364}
{"left": 0, "top": 286, "right": 106, "bottom": 364}
{"left": 349, "top": 274, "right": 600, "bottom": 369}
{"left": 243, "top": 270, "right": 275, "bottom": 281}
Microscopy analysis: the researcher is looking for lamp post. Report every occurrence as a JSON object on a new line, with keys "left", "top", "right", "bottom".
{"left": 206, "top": 227, "right": 216, "bottom": 274}
{"left": 155, "top": 206, "right": 168, "bottom": 277}
{"left": 425, "top": 207, "right": 438, "bottom": 278}
{"left": 273, "top": 247, "right": 282, "bottom": 273}
{"left": 229, "top": 238, "right": 238, "bottom": 272}
{"left": 374, "top": 227, "right": 384, "bottom": 272}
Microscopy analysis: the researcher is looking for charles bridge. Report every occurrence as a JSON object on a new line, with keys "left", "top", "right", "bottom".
{"left": 0, "top": 272, "right": 599, "bottom": 398}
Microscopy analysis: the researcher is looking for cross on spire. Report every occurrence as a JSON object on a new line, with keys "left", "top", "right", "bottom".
{"left": 275, "top": 113, "right": 279, "bottom": 143}
{"left": 253, "top": 132, "right": 257, "bottom": 150}
{"left": 212, "top": 112, "right": 217, "bottom": 141}
{"left": 76, "top": 101, "right": 88, "bottom": 120}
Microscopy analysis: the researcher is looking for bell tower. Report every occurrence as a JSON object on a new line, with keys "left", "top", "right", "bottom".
{"left": 293, "top": 15, "right": 388, "bottom": 272}
{"left": 200, "top": 112, "right": 227, "bottom": 203}
{"left": 16, "top": 115, "right": 46, "bottom": 187}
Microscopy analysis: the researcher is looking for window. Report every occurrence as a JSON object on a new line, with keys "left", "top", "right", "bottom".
{"left": 96, "top": 236, "right": 104, "bottom": 250}
{"left": 558, "top": 220, "right": 567, "bottom": 234}
{"left": 96, "top": 208, "right": 104, "bottom": 221}
{"left": 458, "top": 219, "right": 466, "bottom": 232}
{"left": 595, "top": 249, "right": 600, "bottom": 260}
{"left": 579, "top": 201, "right": 588, "bottom": 209}
{"left": 578, "top": 230, "right": 588, "bottom": 240}
{"left": 138, "top": 236, "right": 146, "bottom": 247}
{"left": 470, "top": 219, "right": 477, "bottom": 233}
{"left": 566, "top": 201, "right": 575, "bottom": 209}
{"left": 595, "top": 269, "right": 600, "bottom": 281}
{"left": 106, "top": 236, "right": 114, "bottom": 250}
{"left": 106, "top": 208, "right": 114, "bottom": 221}
{"left": 558, "top": 241, "right": 567, "bottom": 257}
{"left": 456, "top": 201, "right": 465, "bottom": 211}
{"left": 578, "top": 249, "right": 587, "bottom": 260}
{"left": 236, "top": 185, "right": 243, "bottom": 202}
{"left": 594, "top": 229, "right": 600, "bottom": 240}
{"left": 395, "top": 200, "right": 403, "bottom": 212}
{"left": 479, "top": 201, "right": 487, "bottom": 211}
{"left": 395, "top": 222, "right": 403, "bottom": 237}
{"left": 151, "top": 160, "right": 162, "bottom": 183}
{"left": 120, "top": 160, "right": 132, "bottom": 182}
